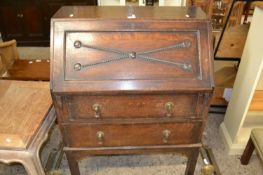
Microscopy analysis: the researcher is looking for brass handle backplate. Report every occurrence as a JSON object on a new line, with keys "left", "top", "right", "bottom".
{"left": 96, "top": 131, "right": 104, "bottom": 144}
{"left": 162, "top": 129, "right": 171, "bottom": 143}
{"left": 92, "top": 103, "right": 102, "bottom": 118}
{"left": 165, "top": 102, "right": 174, "bottom": 117}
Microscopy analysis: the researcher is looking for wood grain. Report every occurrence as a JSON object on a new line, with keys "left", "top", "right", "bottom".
{"left": 211, "top": 87, "right": 228, "bottom": 106}
{"left": 0, "top": 80, "right": 52, "bottom": 149}
{"left": 216, "top": 25, "right": 249, "bottom": 59}
{"left": 53, "top": 6, "right": 207, "bottom": 20}
{"left": 65, "top": 31, "right": 199, "bottom": 81}
{"left": 65, "top": 94, "right": 202, "bottom": 120}
{"left": 63, "top": 122, "right": 202, "bottom": 147}
{"left": 248, "top": 90, "right": 263, "bottom": 111}
{"left": 1, "top": 59, "right": 50, "bottom": 81}
{"left": 211, "top": 66, "right": 237, "bottom": 106}
{"left": 214, "top": 66, "right": 237, "bottom": 87}
{"left": 50, "top": 6, "right": 213, "bottom": 93}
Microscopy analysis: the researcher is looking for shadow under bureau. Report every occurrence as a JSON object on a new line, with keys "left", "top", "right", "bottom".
{"left": 50, "top": 6, "right": 214, "bottom": 175}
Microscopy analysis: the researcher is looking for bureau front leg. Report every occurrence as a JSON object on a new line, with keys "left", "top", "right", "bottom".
{"left": 65, "top": 151, "right": 81, "bottom": 175}
{"left": 185, "top": 148, "right": 199, "bottom": 175}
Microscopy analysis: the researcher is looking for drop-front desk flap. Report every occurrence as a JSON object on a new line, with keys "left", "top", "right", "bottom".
{"left": 50, "top": 6, "right": 214, "bottom": 93}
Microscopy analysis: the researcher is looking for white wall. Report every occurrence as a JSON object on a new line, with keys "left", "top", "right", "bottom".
{"left": 219, "top": 7, "right": 263, "bottom": 155}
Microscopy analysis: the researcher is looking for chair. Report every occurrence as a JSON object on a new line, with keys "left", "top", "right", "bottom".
{"left": 0, "top": 56, "right": 5, "bottom": 75}
{"left": 0, "top": 80, "right": 55, "bottom": 175}
{"left": 241, "top": 128, "right": 263, "bottom": 165}
{"left": 0, "top": 40, "right": 20, "bottom": 74}
{"left": 0, "top": 40, "right": 51, "bottom": 81}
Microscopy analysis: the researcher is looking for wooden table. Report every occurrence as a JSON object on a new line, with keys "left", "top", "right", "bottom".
{"left": 0, "top": 80, "right": 55, "bottom": 175}
{"left": 214, "top": 24, "right": 249, "bottom": 59}
{"left": 1, "top": 59, "right": 50, "bottom": 81}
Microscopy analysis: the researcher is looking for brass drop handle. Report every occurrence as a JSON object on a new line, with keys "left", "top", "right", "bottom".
{"left": 162, "top": 129, "right": 171, "bottom": 143}
{"left": 17, "top": 13, "right": 24, "bottom": 18}
{"left": 92, "top": 103, "right": 102, "bottom": 118}
{"left": 165, "top": 102, "right": 174, "bottom": 117}
{"left": 96, "top": 131, "right": 104, "bottom": 144}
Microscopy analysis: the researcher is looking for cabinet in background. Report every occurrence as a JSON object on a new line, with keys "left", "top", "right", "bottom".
{"left": 0, "top": 0, "right": 97, "bottom": 46}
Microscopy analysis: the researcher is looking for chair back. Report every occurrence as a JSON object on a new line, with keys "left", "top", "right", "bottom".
{"left": 0, "top": 40, "right": 20, "bottom": 73}
{"left": 0, "top": 55, "right": 5, "bottom": 75}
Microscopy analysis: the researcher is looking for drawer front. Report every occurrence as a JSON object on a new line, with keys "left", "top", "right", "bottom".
{"left": 65, "top": 94, "right": 204, "bottom": 120}
{"left": 63, "top": 122, "right": 202, "bottom": 147}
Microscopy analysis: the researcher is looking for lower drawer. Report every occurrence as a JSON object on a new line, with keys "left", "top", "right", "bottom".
{"left": 62, "top": 122, "right": 202, "bottom": 147}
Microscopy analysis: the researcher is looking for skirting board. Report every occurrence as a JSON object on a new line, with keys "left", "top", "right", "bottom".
{"left": 219, "top": 122, "right": 247, "bottom": 155}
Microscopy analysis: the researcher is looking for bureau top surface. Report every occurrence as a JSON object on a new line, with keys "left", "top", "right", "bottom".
{"left": 52, "top": 6, "right": 207, "bottom": 21}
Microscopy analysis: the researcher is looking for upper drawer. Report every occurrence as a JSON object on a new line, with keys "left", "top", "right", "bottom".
{"left": 63, "top": 93, "right": 205, "bottom": 121}
{"left": 51, "top": 16, "right": 213, "bottom": 93}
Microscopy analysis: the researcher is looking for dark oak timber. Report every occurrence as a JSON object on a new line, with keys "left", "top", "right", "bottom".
{"left": 51, "top": 6, "right": 214, "bottom": 175}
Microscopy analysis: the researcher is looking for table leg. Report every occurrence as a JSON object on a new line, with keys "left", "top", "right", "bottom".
{"left": 185, "top": 148, "right": 199, "bottom": 175}
{"left": 66, "top": 151, "right": 81, "bottom": 175}
{"left": 22, "top": 155, "right": 45, "bottom": 175}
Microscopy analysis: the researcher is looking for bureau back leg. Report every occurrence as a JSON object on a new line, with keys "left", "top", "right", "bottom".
{"left": 65, "top": 152, "right": 81, "bottom": 175}
{"left": 185, "top": 148, "right": 199, "bottom": 175}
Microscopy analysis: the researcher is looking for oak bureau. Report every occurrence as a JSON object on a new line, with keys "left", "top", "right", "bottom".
{"left": 50, "top": 6, "right": 214, "bottom": 175}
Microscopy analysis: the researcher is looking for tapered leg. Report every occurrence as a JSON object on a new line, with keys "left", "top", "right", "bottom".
{"left": 66, "top": 152, "right": 81, "bottom": 175}
{"left": 185, "top": 148, "right": 199, "bottom": 175}
{"left": 22, "top": 155, "right": 45, "bottom": 175}
{"left": 241, "top": 137, "right": 255, "bottom": 165}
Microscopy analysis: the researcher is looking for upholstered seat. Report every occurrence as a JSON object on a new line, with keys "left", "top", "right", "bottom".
{"left": 251, "top": 129, "right": 263, "bottom": 161}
